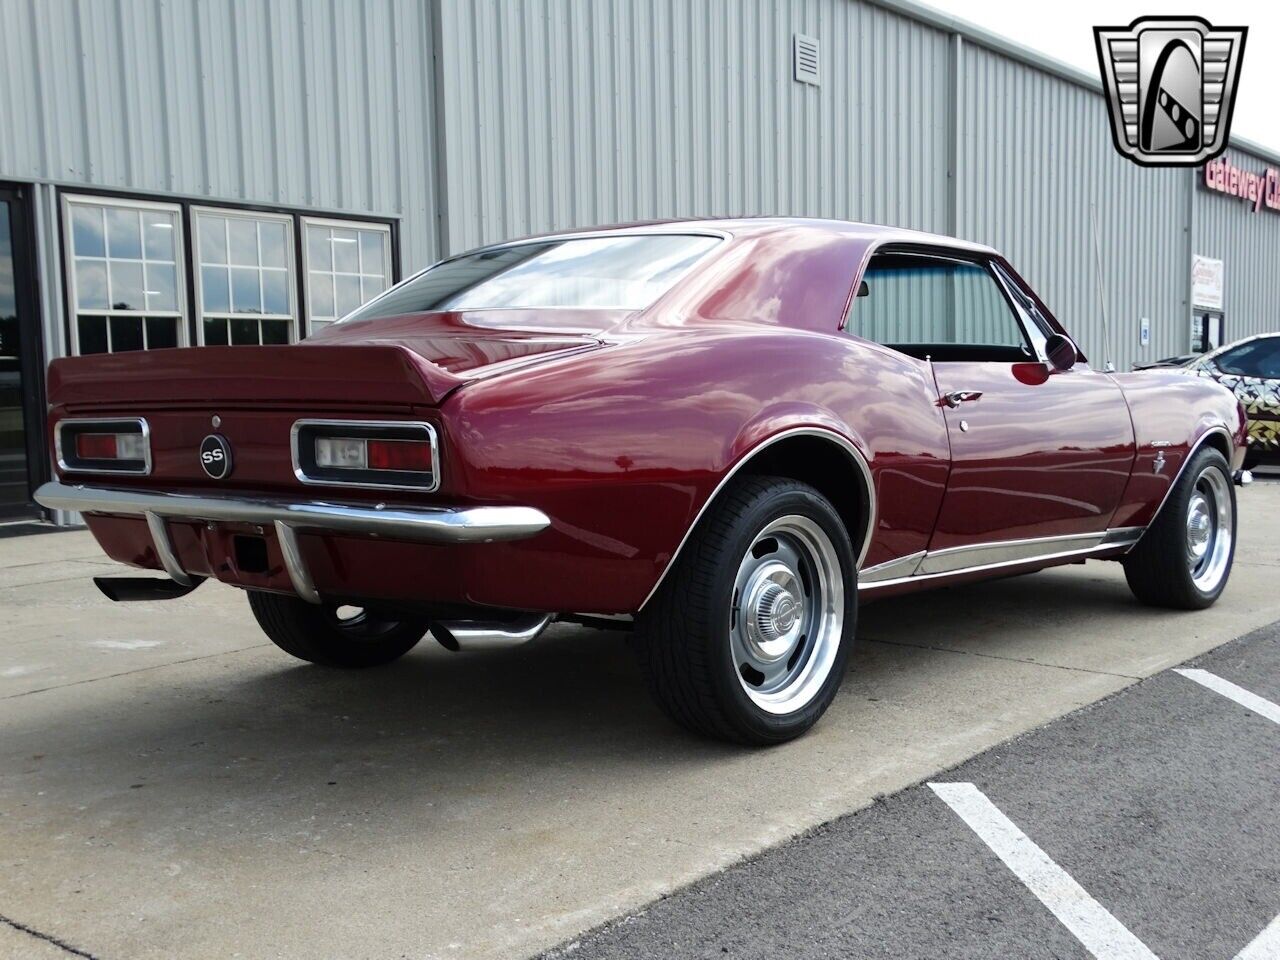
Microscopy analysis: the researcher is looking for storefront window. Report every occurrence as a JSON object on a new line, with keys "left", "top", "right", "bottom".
{"left": 303, "top": 218, "right": 392, "bottom": 335}
{"left": 194, "top": 209, "right": 296, "bottom": 346}
{"left": 63, "top": 197, "right": 185, "bottom": 354}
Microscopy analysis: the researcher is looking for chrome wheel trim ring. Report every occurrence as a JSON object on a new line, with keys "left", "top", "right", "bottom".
{"left": 729, "top": 514, "right": 845, "bottom": 715}
{"left": 1186, "top": 466, "right": 1233, "bottom": 593}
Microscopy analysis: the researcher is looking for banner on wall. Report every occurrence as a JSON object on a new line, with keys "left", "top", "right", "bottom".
{"left": 1191, "top": 255, "right": 1224, "bottom": 311}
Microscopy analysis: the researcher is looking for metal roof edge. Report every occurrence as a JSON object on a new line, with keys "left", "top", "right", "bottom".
{"left": 864, "top": 0, "right": 1280, "bottom": 169}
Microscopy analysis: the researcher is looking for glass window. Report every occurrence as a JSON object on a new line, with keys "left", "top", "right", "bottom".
{"left": 342, "top": 234, "right": 719, "bottom": 327}
{"left": 849, "top": 253, "right": 1029, "bottom": 357}
{"left": 303, "top": 219, "right": 393, "bottom": 336}
{"left": 1216, "top": 337, "right": 1280, "bottom": 379}
{"left": 194, "top": 209, "right": 296, "bottom": 346}
{"left": 63, "top": 197, "right": 186, "bottom": 354}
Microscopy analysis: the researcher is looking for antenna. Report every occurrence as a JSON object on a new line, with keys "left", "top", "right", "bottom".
{"left": 1089, "top": 203, "right": 1117, "bottom": 373}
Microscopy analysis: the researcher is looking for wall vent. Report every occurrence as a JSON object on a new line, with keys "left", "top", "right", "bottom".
{"left": 793, "top": 33, "right": 819, "bottom": 85}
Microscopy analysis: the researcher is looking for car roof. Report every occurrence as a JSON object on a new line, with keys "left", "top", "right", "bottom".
{"left": 476, "top": 217, "right": 1000, "bottom": 258}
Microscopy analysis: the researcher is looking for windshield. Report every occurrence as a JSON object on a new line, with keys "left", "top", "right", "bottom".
{"left": 343, "top": 233, "right": 720, "bottom": 322}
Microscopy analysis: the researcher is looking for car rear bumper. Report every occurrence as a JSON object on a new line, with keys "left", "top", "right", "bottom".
{"left": 34, "top": 480, "right": 551, "bottom": 604}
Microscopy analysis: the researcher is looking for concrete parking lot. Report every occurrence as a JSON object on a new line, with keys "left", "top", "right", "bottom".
{"left": 2, "top": 480, "right": 1279, "bottom": 960}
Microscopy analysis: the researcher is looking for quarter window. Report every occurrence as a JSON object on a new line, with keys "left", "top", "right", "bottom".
{"left": 63, "top": 196, "right": 185, "bottom": 354}
{"left": 303, "top": 218, "right": 392, "bottom": 335}
{"left": 1216, "top": 337, "right": 1280, "bottom": 379}
{"left": 194, "top": 209, "right": 296, "bottom": 346}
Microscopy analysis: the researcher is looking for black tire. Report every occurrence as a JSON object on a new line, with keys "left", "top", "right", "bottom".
{"left": 1123, "top": 445, "right": 1236, "bottom": 610}
{"left": 632, "top": 475, "right": 857, "bottom": 745}
{"left": 247, "top": 591, "right": 427, "bottom": 667}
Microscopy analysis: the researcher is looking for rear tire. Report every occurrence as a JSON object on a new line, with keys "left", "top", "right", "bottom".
{"left": 632, "top": 476, "right": 857, "bottom": 745}
{"left": 247, "top": 591, "right": 427, "bottom": 667}
{"left": 1123, "top": 445, "right": 1236, "bottom": 609}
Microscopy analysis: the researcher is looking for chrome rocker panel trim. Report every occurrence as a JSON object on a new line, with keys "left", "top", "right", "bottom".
{"left": 858, "top": 527, "right": 1144, "bottom": 593}
{"left": 34, "top": 481, "right": 551, "bottom": 606}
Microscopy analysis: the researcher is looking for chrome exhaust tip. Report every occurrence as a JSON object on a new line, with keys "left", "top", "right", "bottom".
{"left": 430, "top": 613, "right": 554, "bottom": 652}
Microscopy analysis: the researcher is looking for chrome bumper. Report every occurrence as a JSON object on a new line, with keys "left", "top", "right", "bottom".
{"left": 34, "top": 481, "right": 551, "bottom": 605}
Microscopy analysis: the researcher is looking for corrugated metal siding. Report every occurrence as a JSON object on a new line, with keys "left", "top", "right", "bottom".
{"left": 434, "top": 0, "right": 952, "bottom": 253}
{"left": 0, "top": 0, "right": 441, "bottom": 271}
{"left": 956, "top": 43, "right": 1188, "bottom": 372}
{"left": 1193, "top": 145, "right": 1280, "bottom": 344}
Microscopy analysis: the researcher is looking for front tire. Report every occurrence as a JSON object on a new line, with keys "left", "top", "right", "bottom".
{"left": 247, "top": 591, "right": 428, "bottom": 667}
{"left": 1123, "top": 445, "right": 1236, "bottom": 609}
{"left": 633, "top": 476, "right": 857, "bottom": 745}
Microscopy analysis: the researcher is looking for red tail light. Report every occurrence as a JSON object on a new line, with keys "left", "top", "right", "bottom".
{"left": 293, "top": 420, "right": 439, "bottom": 491}
{"left": 366, "top": 439, "right": 433, "bottom": 472}
{"left": 57, "top": 419, "right": 151, "bottom": 475}
{"left": 76, "top": 433, "right": 119, "bottom": 460}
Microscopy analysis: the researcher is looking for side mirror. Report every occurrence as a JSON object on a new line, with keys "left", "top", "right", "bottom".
{"left": 1045, "top": 333, "right": 1079, "bottom": 371}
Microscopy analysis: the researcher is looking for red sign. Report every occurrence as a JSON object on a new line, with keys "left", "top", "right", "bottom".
{"left": 1202, "top": 157, "right": 1280, "bottom": 214}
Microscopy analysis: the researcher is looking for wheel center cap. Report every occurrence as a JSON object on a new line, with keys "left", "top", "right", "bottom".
{"left": 1187, "top": 497, "right": 1213, "bottom": 558}
{"left": 742, "top": 563, "right": 805, "bottom": 662}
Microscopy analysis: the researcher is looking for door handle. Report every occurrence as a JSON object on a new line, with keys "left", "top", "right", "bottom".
{"left": 942, "top": 390, "right": 983, "bottom": 408}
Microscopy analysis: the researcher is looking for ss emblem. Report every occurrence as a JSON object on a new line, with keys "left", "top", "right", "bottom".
{"left": 199, "top": 434, "right": 233, "bottom": 480}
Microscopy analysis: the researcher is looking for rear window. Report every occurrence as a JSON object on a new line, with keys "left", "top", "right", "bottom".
{"left": 344, "top": 234, "right": 720, "bottom": 322}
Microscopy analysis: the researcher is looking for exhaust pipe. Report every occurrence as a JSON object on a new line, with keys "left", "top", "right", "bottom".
{"left": 430, "top": 613, "right": 554, "bottom": 652}
{"left": 94, "top": 576, "right": 206, "bottom": 602}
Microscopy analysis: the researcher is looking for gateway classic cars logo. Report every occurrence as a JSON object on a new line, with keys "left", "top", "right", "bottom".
{"left": 1094, "top": 16, "right": 1247, "bottom": 166}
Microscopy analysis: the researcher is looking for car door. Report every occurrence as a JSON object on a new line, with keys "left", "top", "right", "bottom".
{"left": 854, "top": 249, "right": 1135, "bottom": 563}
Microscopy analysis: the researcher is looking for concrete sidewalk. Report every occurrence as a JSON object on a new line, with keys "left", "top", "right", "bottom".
{"left": 1, "top": 482, "right": 1279, "bottom": 960}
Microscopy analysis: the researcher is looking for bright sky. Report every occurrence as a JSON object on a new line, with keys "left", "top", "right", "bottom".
{"left": 932, "top": 1, "right": 1280, "bottom": 156}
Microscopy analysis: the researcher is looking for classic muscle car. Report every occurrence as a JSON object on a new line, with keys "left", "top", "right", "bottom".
{"left": 36, "top": 219, "right": 1248, "bottom": 744}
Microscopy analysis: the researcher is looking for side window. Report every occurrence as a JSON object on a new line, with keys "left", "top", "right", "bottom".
{"left": 850, "top": 253, "right": 1031, "bottom": 362}
{"left": 1216, "top": 338, "right": 1280, "bottom": 379}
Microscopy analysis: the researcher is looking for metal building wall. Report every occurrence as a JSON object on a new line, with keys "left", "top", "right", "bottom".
{"left": 0, "top": 0, "right": 441, "bottom": 272}
{"left": 955, "top": 43, "right": 1189, "bottom": 372}
{"left": 433, "top": 0, "right": 954, "bottom": 254}
{"left": 1192, "top": 145, "right": 1280, "bottom": 342}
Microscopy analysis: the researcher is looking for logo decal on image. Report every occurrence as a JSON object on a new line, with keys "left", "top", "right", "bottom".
{"left": 1094, "top": 16, "right": 1247, "bottom": 166}
{"left": 200, "top": 434, "right": 233, "bottom": 480}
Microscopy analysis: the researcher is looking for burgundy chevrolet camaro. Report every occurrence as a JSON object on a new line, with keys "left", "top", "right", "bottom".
{"left": 37, "top": 219, "right": 1248, "bottom": 744}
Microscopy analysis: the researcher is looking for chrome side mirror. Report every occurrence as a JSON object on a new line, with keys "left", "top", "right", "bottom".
{"left": 1045, "top": 333, "right": 1079, "bottom": 371}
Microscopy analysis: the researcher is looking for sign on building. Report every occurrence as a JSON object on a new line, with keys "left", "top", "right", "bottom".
{"left": 1191, "top": 255, "right": 1224, "bottom": 310}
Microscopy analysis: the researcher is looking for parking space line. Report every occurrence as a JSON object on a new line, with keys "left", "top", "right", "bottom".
{"left": 1235, "top": 913, "right": 1280, "bottom": 960}
{"left": 1174, "top": 669, "right": 1280, "bottom": 725}
{"left": 930, "top": 782, "right": 1158, "bottom": 960}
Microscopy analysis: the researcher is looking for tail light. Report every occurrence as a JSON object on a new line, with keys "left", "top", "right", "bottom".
{"left": 292, "top": 420, "right": 439, "bottom": 491}
{"left": 56, "top": 418, "right": 151, "bottom": 475}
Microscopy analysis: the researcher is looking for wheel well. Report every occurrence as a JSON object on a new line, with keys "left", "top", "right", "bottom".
{"left": 736, "top": 435, "right": 872, "bottom": 561}
{"left": 1201, "top": 429, "right": 1231, "bottom": 462}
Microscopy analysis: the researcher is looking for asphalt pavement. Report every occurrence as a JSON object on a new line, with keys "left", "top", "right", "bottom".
{"left": 547, "top": 624, "right": 1280, "bottom": 959}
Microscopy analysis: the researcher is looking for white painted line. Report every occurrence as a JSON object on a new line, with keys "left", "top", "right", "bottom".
{"left": 1236, "top": 912, "right": 1280, "bottom": 960}
{"left": 929, "top": 782, "right": 1158, "bottom": 960}
{"left": 1175, "top": 669, "right": 1280, "bottom": 726}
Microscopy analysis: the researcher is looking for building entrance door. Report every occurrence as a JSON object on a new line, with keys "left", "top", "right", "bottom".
{"left": 0, "top": 186, "right": 44, "bottom": 521}
{"left": 1191, "top": 311, "right": 1225, "bottom": 354}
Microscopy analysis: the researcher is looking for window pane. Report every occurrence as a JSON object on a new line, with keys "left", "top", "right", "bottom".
{"left": 146, "top": 316, "right": 179, "bottom": 349}
{"left": 359, "top": 230, "right": 386, "bottom": 276}
{"left": 230, "top": 267, "right": 261, "bottom": 314}
{"left": 109, "top": 260, "right": 145, "bottom": 311}
{"left": 227, "top": 219, "right": 259, "bottom": 266}
{"left": 361, "top": 274, "right": 388, "bottom": 305}
{"left": 145, "top": 262, "right": 178, "bottom": 312}
{"left": 204, "top": 317, "right": 229, "bottom": 346}
{"left": 71, "top": 206, "right": 106, "bottom": 257}
{"left": 261, "top": 319, "right": 291, "bottom": 344}
{"left": 310, "top": 272, "right": 335, "bottom": 319}
{"left": 262, "top": 269, "right": 289, "bottom": 315}
{"left": 307, "top": 225, "right": 332, "bottom": 272}
{"left": 75, "top": 259, "right": 109, "bottom": 309}
{"left": 335, "top": 274, "right": 362, "bottom": 317}
{"left": 110, "top": 316, "right": 144, "bottom": 352}
{"left": 201, "top": 266, "right": 230, "bottom": 313}
{"left": 77, "top": 315, "right": 109, "bottom": 354}
{"left": 852, "top": 256, "right": 1024, "bottom": 348}
{"left": 105, "top": 207, "right": 142, "bottom": 259}
{"left": 230, "top": 317, "right": 260, "bottom": 345}
{"left": 308, "top": 318, "right": 334, "bottom": 338}
{"left": 144, "top": 216, "right": 176, "bottom": 261}
{"left": 200, "top": 215, "right": 228, "bottom": 264}
{"left": 332, "top": 228, "right": 359, "bottom": 273}
{"left": 260, "top": 221, "right": 288, "bottom": 268}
